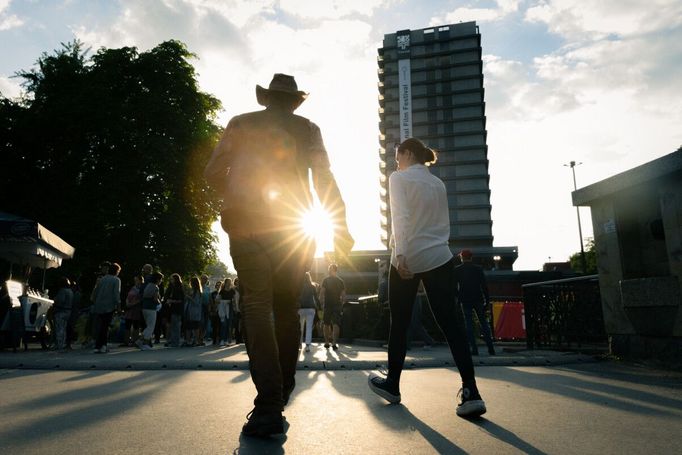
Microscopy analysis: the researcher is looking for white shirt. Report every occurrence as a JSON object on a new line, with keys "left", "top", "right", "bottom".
{"left": 389, "top": 164, "right": 453, "bottom": 274}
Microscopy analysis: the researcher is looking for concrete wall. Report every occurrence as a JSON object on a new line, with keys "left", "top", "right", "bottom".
{"left": 587, "top": 174, "right": 682, "bottom": 358}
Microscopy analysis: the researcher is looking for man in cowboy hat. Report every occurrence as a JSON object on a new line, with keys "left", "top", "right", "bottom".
{"left": 204, "top": 73, "right": 354, "bottom": 437}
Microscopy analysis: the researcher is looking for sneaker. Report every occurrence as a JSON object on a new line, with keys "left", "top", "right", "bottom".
{"left": 368, "top": 372, "right": 401, "bottom": 404}
{"left": 242, "top": 408, "right": 285, "bottom": 437}
{"left": 219, "top": 340, "right": 225, "bottom": 347}
{"left": 101, "top": 345, "right": 109, "bottom": 353}
{"left": 304, "top": 345, "right": 311, "bottom": 353}
{"left": 324, "top": 343, "right": 330, "bottom": 349}
{"left": 488, "top": 346, "right": 496, "bottom": 356}
{"left": 92, "top": 348, "right": 101, "bottom": 354}
{"left": 141, "top": 344, "right": 152, "bottom": 351}
{"left": 332, "top": 344, "right": 339, "bottom": 351}
{"left": 423, "top": 344, "right": 432, "bottom": 350}
{"left": 135, "top": 339, "right": 144, "bottom": 349}
{"left": 456, "top": 387, "right": 486, "bottom": 418}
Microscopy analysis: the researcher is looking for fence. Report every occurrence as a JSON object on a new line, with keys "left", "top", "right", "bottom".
{"left": 522, "top": 275, "right": 606, "bottom": 349}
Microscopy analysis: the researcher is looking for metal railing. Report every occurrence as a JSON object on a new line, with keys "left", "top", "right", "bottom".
{"left": 522, "top": 275, "right": 606, "bottom": 349}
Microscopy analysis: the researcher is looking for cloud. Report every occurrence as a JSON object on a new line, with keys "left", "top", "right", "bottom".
{"left": 279, "top": 0, "right": 390, "bottom": 19}
{"left": 430, "top": 0, "right": 520, "bottom": 25}
{"left": 0, "top": 75, "right": 21, "bottom": 98}
{"left": 525, "top": 0, "right": 682, "bottom": 40}
{"left": 0, "top": 0, "right": 24, "bottom": 30}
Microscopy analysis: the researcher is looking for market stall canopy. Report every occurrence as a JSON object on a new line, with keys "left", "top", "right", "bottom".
{"left": 0, "top": 212, "right": 75, "bottom": 268}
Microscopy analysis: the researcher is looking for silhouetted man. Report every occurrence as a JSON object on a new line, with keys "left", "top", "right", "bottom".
{"left": 454, "top": 250, "right": 495, "bottom": 356}
{"left": 204, "top": 73, "right": 353, "bottom": 437}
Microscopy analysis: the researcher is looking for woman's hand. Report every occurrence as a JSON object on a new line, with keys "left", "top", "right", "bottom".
{"left": 397, "top": 255, "right": 414, "bottom": 279}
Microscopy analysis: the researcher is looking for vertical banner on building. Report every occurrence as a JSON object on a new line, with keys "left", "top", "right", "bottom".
{"left": 396, "top": 30, "right": 412, "bottom": 142}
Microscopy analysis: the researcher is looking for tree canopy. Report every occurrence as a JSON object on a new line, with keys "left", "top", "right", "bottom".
{"left": 569, "top": 238, "right": 598, "bottom": 274}
{"left": 0, "top": 40, "right": 223, "bottom": 284}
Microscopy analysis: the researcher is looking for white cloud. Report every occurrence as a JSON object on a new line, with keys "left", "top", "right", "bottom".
{"left": 0, "top": 75, "right": 21, "bottom": 98}
{"left": 525, "top": 0, "right": 682, "bottom": 39}
{"left": 430, "top": 0, "right": 520, "bottom": 25}
{"left": 279, "top": 0, "right": 390, "bottom": 19}
{"left": 0, "top": 0, "right": 23, "bottom": 30}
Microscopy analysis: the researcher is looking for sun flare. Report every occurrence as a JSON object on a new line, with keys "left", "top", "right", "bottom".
{"left": 300, "top": 205, "right": 334, "bottom": 255}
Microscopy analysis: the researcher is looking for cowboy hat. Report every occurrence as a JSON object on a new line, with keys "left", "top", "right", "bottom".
{"left": 256, "top": 73, "right": 308, "bottom": 108}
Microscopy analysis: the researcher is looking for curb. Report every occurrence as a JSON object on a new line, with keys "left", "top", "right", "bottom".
{"left": 0, "top": 354, "right": 599, "bottom": 371}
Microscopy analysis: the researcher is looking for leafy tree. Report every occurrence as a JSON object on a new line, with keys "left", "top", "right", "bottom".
{"left": 0, "top": 40, "right": 222, "bottom": 284}
{"left": 569, "top": 238, "right": 598, "bottom": 274}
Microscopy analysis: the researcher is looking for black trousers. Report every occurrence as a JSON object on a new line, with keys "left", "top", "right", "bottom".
{"left": 387, "top": 259, "right": 476, "bottom": 386}
{"left": 95, "top": 311, "right": 113, "bottom": 350}
{"left": 227, "top": 226, "right": 314, "bottom": 412}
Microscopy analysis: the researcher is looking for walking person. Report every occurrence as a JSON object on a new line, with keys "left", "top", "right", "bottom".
{"left": 138, "top": 272, "right": 163, "bottom": 350}
{"left": 367, "top": 138, "right": 486, "bottom": 417}
{"left": 53, "top": 277, "right": 73, "bottom": 352}
{"left": 184, "top": 276, "right": 203, "bottom": 347}
{"left": 204, "top": 73, "right": 353, "bottom": 437}
{"left": 320, "top": 264, "right": 345, "bottom": 351}
{"left": 165, "top": 273, "right": 185, "bottom": 348}
{"left": 91, "top": 262, "right": 122, "bottom": 354}
{"left": 455, "top": 249, "right": 496, "bottom": 356}
{"left": 298, "top": 272, "right": 319, "bottom": 353}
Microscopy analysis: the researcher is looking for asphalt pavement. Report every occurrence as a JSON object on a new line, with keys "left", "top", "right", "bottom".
{"left": 1, "top": 343, "right": 681, "bottom": 454}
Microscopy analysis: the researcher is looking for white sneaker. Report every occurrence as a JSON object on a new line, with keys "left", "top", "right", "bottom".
{"left": 219, "top": 341, "right": 225, "bottom": 347}
{"left": 92, "top": 348, "right": 101, "bottom": 354}
{"left": 141, "top": 344, "right": 152, "bottom": 351}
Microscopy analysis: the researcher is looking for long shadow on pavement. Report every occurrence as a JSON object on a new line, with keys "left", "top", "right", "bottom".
{"left": 476, "top": 362, "right": 682, "bottom": 417}
{"left": 470, "top": 418, "right": 548, "bottom": 455}
{"left": 369, "top": 402, "right": 468, "bottom": 454}
{"left": 0, "top": 369, "right": 187, "bottom": 450}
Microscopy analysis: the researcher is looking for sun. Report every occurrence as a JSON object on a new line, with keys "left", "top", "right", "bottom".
{"left": 300, "top": 205, "right": 334, "bottom": 255}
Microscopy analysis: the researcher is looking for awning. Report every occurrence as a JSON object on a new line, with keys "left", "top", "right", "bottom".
{"left": 0, "top": 212, "right": 75, "bottom": 268}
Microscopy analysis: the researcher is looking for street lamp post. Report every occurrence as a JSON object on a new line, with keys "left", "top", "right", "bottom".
{"left": 564, "top": 160, "right": 588, "bottom": 273}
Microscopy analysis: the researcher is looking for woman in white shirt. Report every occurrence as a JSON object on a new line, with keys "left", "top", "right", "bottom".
{"left": 368, "top": 138, "right": 486, "bottom": 418}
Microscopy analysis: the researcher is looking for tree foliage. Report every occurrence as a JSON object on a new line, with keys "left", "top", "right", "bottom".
{"left": 569, "top": 238, "right": 598, "bottom": 274}
{"left": 0, "top": 40, "right": 222, "bottom": 283}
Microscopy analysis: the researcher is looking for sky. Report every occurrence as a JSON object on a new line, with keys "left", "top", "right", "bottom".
{"left": 1, "top": 0, "right": 681, "bottom": 272}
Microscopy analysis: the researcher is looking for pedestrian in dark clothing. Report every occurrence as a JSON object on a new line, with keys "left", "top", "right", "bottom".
{"left": 204, "top": 73, "right": 354, "bottom": 437}
{"left": 454, "top": 249, "right": 495, "bottom": 356}
{"left": 320, "top": 264, "right": 345, "bottom": 351}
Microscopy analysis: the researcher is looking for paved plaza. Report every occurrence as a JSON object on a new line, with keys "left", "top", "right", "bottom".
{"left": 0, "top": 344, "right": 680, "bottom": 454}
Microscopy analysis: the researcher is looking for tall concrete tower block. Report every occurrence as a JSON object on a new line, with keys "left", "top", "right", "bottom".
{"left": 378, "top": 22, "right": 517, "bottom": 270}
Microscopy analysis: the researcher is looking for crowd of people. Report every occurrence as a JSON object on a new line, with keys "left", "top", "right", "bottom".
{"left": 46, "top": 262, "right": 244, "bottom": 353}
